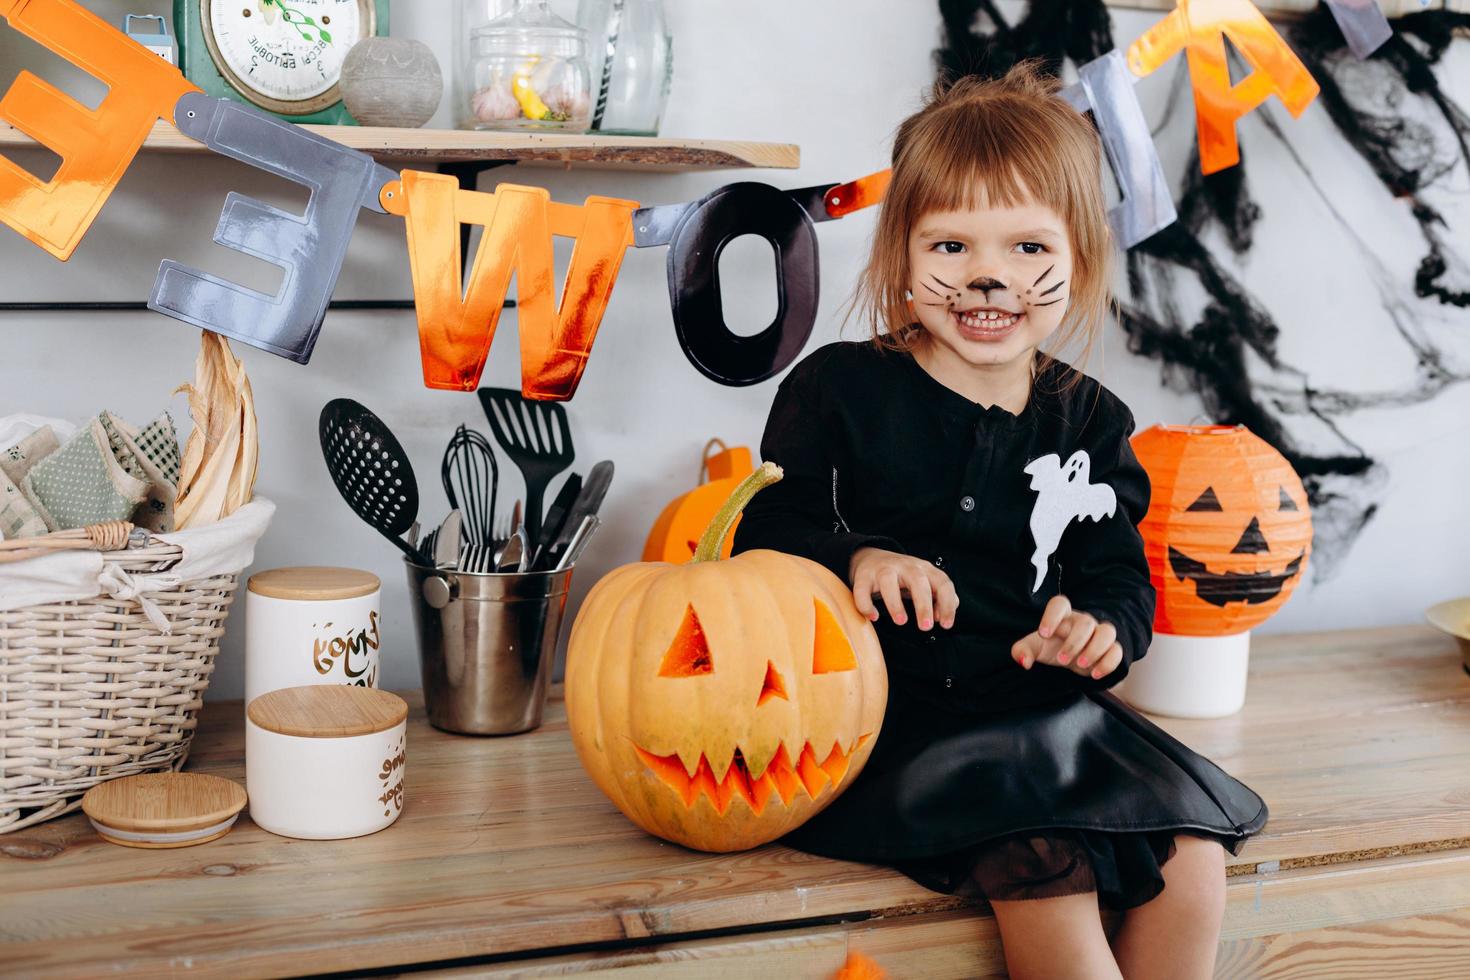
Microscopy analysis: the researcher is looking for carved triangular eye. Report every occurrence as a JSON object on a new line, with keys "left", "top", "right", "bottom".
{"left": 1186, "top": 486, "right": 1223, "bottom": 512}
{"left": 758, "top": 660, "right": 788, "bottom": 706}
{"left": 659, "top": 605, "right": 713, "bottom": 677}
{"left": 813, "top": 600, "right": 857, "bottom": 673}
{"left": 1278, "top": 486, "right": 1298, "bottom": 511}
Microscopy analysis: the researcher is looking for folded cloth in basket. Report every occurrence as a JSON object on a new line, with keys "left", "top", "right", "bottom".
{"left": 0, "top": 473, "right": 46, "bottom": 540}
{"left": 1, "top": 423, "right": 63, "bottom": 540}
{"left": 101, "top": 412, "right": 180, "bottom": 533}
{"left": 23, "top": 418, "right": 149, "bottom": 531}
{"left": 1, "top": 425, "right": 60, "bottom": 486}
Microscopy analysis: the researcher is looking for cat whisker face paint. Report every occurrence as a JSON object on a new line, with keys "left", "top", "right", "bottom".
{"left": 907, "top": 195, "right": 1074, "bottom": 371}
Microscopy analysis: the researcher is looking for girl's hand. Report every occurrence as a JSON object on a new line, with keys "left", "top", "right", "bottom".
{"left": 1011, "top": 595, "right": 1123, "bottom": 681}
{"left": 849, "top": 547, "right": 958, "bottom": 631}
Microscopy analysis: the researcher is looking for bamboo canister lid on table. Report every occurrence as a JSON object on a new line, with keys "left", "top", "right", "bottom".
{"left": 81, "top": 773, "right": 247, "bottom": 849}
{"left": 247, "top": 566, "right": 380, "bottom": 601}
{"left": 247, "top": 685, "right": 408, "bottom": 738}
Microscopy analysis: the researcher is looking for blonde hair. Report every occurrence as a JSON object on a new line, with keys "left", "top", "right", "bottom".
{"left": 852, "top": 60, "right": 1117, "bottom": 387}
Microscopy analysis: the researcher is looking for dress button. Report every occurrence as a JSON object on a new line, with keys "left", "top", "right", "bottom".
{"left": 927, "top": 633, "right": 937, "bottom": 644}
{"left": 934, "top": 556, "right": 945, "bottom": 568}
{"left": 959, "top": 495, "right": 975, "bottom": 512}
{"left": 945, "top": 676, "right": 953, "bottom": 688}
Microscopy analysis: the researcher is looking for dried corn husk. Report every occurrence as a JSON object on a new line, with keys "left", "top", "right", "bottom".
{"left": 173, "top": 332, "right": 258, "bottom": 529}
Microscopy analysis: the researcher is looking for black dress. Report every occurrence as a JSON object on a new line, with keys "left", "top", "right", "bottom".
{"left": 731, "top": 340, "right": 1268, "bottom": 909}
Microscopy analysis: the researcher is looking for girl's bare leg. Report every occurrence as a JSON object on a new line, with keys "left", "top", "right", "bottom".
{"left": 990, "top": 890, "right": 1123, "bottom": 980}
{"left": 1110, "top": 835, "right": 1226, "bottom": 980}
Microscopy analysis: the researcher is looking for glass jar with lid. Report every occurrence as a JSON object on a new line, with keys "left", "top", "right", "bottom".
{"left": 468, "top": 0, "right": 592, "bottom": 131}
{"left": 454, "top": 0, "right": 516, "bottom": 128}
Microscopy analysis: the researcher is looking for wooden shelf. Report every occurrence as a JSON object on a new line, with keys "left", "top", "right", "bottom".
{"left": 0, "top": 120, "right": 800, "bottom": 172}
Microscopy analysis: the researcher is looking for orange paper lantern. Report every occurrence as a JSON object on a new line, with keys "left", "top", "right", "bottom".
{"left": 1131, "top": 424, "right": 1312, "bottom": 636}
{"left": 642, "top": 439, "right": 755, "bottom": 563}
{"left": 567, "top": 463, "right": 887, "bottom": 853}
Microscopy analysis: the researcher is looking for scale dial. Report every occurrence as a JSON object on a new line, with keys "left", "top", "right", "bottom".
{"left": 201, "top": 0, "right": 374, "bottom": 115}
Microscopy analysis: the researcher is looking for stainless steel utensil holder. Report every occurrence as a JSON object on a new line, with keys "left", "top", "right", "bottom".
{"left": 405, "top": 559, "right": 572, "bottom": 735}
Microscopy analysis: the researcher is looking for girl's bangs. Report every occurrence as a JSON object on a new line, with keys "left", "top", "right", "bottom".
{"left": 901, "top": 109, "right": 1080, "bottom": 221}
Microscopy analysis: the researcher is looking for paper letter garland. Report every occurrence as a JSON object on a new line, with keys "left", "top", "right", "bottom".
{"left": 0, "top": 0, "right": 198, "bottom": 260}
{"left": 633, "top": 181, "right": 821, "bottom": 387}
{"left": 1061, "top": 51, "right": 1177, "bottom": 249}
{"left": 1128, "top": 0, "right": 1320, "bottom": 175}
{"left": 149, "top": 93, "right": 400, "bottom": 364}
{"left": 382, "top": 170, "right": 638, "bottom": 398}
{"left": 1322, "top": 0, "right": 1393, "bottom": 61}
{"left": 0, "top": 0, "right": 1410, "bottom": 393}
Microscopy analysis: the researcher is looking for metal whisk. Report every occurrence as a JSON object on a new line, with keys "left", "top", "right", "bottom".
{"left": 441, "top": 424, "right": 499, "bottom": 551}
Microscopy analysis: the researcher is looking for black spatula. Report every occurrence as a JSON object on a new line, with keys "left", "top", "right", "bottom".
{"left": 476, "top": 388, "right": 574, "bottom": 543}
{"left": 319, "top": 398, "right": 420, "bottom": 560}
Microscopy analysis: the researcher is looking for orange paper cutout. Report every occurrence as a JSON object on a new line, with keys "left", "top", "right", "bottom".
{"left": 0, "top": 0, "right": 199, "bottom": 260}
{"left": 382, "top": 170, "right": 637, "bottom": 399}
{"left": 1128, "top": 0, "right": 1319, "bottom": 175}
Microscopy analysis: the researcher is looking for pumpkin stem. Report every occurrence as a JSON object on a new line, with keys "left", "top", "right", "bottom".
{"left": 691, "top": 461, "right": 783, "bottom": 563}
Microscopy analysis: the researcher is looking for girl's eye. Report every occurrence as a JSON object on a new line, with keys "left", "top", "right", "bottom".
{"left": 931, "top": 241, "right": 966, "bottom": 254}
{"left": 1017, "top": 242, "right": 1047, "bottom": 255}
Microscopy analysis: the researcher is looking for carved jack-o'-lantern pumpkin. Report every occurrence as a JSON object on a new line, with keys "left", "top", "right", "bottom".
{"left": 567, "top": 463, "right": 887, "bottom": 852}
{"left": 1131, "top": 424, "right": 1313, "bottom": 636}
{"left": 642, "top": 439, "right": 754, "bottom": 563}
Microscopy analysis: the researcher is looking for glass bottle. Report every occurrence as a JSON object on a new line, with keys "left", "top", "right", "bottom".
{"left": 467, "top": 0, "right": 592, "bottom": 131}
{"left": 576, "top": 0, "right": 672, "bottom": 135}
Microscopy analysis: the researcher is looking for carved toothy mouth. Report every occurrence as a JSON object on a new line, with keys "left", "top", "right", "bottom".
{"left": 634, "top": 736, "right": 872, "bottom": 816}
{"left": 1168, "top": 547, "right": 1305, "bottom": 607}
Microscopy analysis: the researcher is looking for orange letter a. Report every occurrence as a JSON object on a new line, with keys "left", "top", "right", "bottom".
{"left": 1128, "top": 0, "right": 1318, "bottom": 175}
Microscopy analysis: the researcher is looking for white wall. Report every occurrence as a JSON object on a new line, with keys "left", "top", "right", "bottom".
{"left": 1, "top": 2, "right": 1466, "bottom": 701}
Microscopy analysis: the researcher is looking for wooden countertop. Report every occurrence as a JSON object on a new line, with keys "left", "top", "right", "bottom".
{"left": 4, "top": 625, "right": 1468, "bottom": 978}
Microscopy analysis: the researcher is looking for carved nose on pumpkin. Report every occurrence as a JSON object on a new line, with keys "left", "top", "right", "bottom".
{"left": 1231, "top": 517, "right": 1270, "bottom": 555}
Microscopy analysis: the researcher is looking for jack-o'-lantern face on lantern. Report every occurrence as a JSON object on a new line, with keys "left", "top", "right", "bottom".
{"left": 566, "top": 465, "right": 887, "bottom": 853}
{"left": 1133, "top": 425, "right": 1313, "bottom": 636}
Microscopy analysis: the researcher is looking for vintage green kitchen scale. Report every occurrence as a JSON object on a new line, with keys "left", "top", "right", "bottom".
{"left": 174, "top": 0, "right": 390, "bottom": 125}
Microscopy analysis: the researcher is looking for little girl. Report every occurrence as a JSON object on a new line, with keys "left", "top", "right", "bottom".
{"left": 733, "top": 62, "right": 1267, "bottom": 980}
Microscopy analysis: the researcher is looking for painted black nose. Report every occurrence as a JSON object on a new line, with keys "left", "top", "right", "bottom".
{"left": 968, "top": 276, "right": 1006, "bottom": 293}
{"left": 1231, "top": 516, "right": 1270, "bottom": 555}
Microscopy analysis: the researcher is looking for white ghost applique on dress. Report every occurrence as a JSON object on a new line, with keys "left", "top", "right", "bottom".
{"left": 1023, "top": 450, "right": 1117, "bottom": 592}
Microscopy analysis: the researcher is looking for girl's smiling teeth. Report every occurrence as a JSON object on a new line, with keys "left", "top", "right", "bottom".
{"left": 953, "top": 307, "right": 1023, "bottom": 334}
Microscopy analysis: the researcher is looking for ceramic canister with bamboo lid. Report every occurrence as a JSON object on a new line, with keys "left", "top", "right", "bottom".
{"left": 246, "top": 685, "right": 408, "bottom": 840}
{"left": 245, "top": 567, "right": 382, "bottom": 705}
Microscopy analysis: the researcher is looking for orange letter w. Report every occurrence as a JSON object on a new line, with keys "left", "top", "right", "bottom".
{"left": 384, "top": 169, "right": 637, "bottom": 400}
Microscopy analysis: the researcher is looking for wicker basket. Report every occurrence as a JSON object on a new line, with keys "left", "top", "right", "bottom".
{"left": 0, "top": 539, "right": 240, "bottom": 833}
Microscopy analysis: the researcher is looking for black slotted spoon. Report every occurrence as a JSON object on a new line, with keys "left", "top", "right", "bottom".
{"left": 320, "top": 398, "right": 420, "bottom": 560}
{"left": 476, "top": 388, "right": 574, "bottom": 544}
